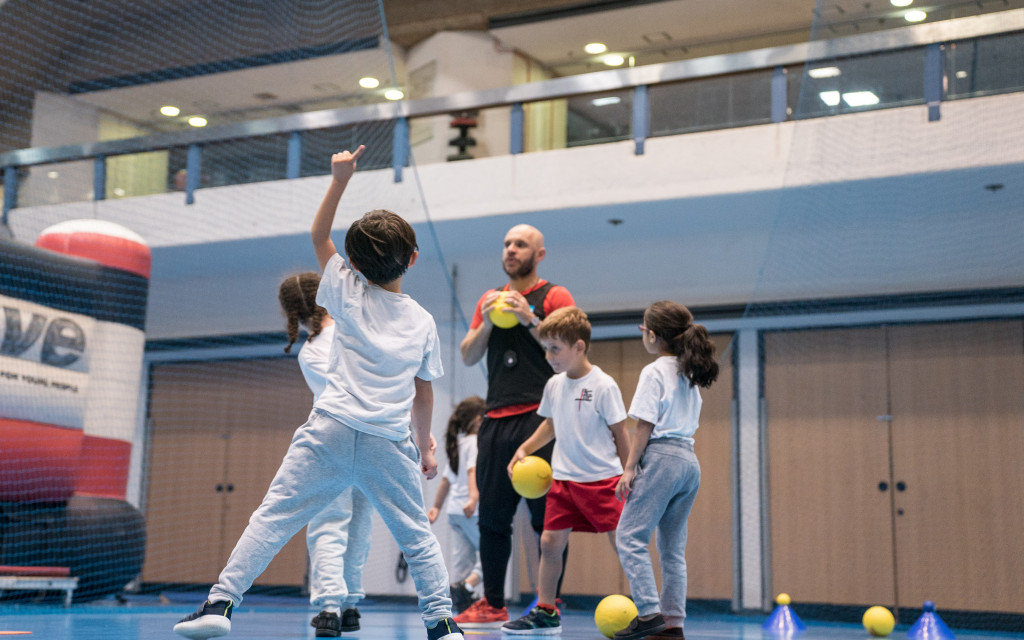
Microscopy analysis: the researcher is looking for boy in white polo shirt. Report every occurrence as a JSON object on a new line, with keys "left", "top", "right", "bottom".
{"left": 173, "top": 146, "right": 462, "bottom": 640}
{"left": 502, "top": 306, "right": 630, "bottom": 635}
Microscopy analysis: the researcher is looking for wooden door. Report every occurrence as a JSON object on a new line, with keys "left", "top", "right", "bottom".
{"left": 887, "top": 320, "right": 1024, "bottom": 613}
{"left": 764, "top": 327, "right": 896, "bottom": 606}
{"left": 143, "top": 357, "right": 314, "bottom": 587}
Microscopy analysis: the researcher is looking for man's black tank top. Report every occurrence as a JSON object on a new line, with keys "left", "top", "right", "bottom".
{"left": 485, "top": 282, "right": 556, "bottom": 412}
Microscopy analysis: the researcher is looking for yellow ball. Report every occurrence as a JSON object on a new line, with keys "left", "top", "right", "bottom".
{"left": 510, "top": 455, "right": 553, "bottom": 499}
{"left": 489, "top": 292, "right": 519, "bottom": 329}
{"left": 595, "top": 594, "right": 638, "bottom": 639}
{"left": 776, "top": 593, "right": 791, "bottom": 606}
{"left": 863, "top": 606, "right": 895, "bottom": 637}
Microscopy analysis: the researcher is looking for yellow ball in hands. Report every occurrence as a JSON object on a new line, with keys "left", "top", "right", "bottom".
{"left": 489, "top": 291, "right": 519, "bottom": 329}
{"left": 595, "top": 594, "right": 638, "bottom": 639}
{"left": 862, "top": 606, "right": 895, "bottom": 637}
{"left": 510, "top": 455, "right": 553, "bottom": 499}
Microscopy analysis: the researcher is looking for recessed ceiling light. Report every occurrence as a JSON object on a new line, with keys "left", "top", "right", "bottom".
{"left": 904, "top": 9, "right": 927, "bottom": 22}
{"left": 819, "top": 91, "right": 841, "bottom": 107}
{"left": 359, "top": 77, "right": 380, "bottom": 89}
{"left": 890, "top": 0, "right": 913, "bottom": 6}
{"left": 808, "top": 66, "right": 841, "bottom": 79}
{"left": 591, "top": 96, "right": 622, "bottom": 106}
{"left": 842, "top": 91, "right": 880, "bottom": 107}
{"left": 384, "top": 89, "right": 404, "bottom": 101}
{"left": 187, "top": 116, "right": 208, "bottom": 127}
{"left": 159, "top": 105, "right": 180, "bottom": 117}
{"left": 602, "top": 54, "right": 625, "bottom": 67}
{"left": 584, "top": 42, "right": 607, "bottom": 54}
{"left": 47, "top": 170, "right": 59, "bottom": 179}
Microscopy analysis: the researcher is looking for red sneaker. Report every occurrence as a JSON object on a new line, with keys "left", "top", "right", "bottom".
{"left": 454, "top": 598, "right": 509, "bottom": 629}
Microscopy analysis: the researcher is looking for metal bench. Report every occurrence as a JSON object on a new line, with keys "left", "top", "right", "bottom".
{"left": 0, "top": 566, "right": 79, "bottom": 607}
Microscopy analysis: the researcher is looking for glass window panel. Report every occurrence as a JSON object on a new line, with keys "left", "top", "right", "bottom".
{"left": 198, "top": 134, "right": 290, "bottom": 187}
{"left": 17, "top": 160, "right": 94, "bottom": 207}
{"left": 300, "top": 120, "right": 395, "bottom": 177}
{"left": 106, "top": 150, "right": 172, "bottom": 199}
{"left": 566, "top": 90, "right": 632, "bottom": 147}
{"left": 651, "top": 70, "right": 772, "bottom": 136}
{"left": 945, "top": 32, "right": 1024, "bottom": 100}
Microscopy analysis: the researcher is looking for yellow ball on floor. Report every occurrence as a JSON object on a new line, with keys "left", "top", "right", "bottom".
{"left": 863, "top": 605, "right": 895, "bottom": 637}
{"left": 595, "top": 594, "right": 638, "bottom": 639}
{"left": 510, "top": 456, "right": 553, "bottom": 499}
{"left": 488, "top": 292, "right": 519, "bottom": 329}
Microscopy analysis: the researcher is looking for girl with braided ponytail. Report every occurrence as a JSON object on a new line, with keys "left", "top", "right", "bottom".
{"left": 277, "top": 272, "right": 375, "bottom": 638}
{"left": 613, "top": 301, "right": 719, "bottom": 640}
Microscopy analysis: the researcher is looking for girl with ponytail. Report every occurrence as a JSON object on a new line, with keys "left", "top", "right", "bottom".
{"left": 613, "top": 301, "right": 719, "bottom": 640}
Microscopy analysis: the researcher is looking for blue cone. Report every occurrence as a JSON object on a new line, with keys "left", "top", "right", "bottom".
{"left": 762, "top": 603, "right": 806, "bottom": 635}
{"left": 908, "top": 601, "right": 955, "bottom": 640}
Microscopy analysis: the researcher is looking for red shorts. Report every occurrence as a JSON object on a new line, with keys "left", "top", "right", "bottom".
{"left": 543, "top": 476, "right": 623, "bottom": 533}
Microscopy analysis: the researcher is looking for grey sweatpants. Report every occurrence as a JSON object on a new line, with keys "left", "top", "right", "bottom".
{"left": 209, "top": 409, "right": 452, "bottom": 625}
{"left": 616, "top": 438, "right": 700, "bottom": 628}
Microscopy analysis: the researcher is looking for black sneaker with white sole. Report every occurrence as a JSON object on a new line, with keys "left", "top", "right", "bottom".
{"left": 427, "top": 617, "right": 464, "bottom": 640}
{"left": 613, "top": 614, "right": 668, "bottom": 640}
{"left": 173, "top": 600, "right": 233, "bottom": 639}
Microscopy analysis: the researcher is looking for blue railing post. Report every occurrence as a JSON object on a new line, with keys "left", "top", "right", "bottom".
{"left": 185, "top": 143, "right": 202, "bottom": 205}
{"left": 2, "top": 166, "right": 17, "bottom": 222}
{"left": 93, "top": 156, "right": 107, "bottom": 201}
{"left": 924, "top": 43, "right": 944, "bottom": 122}
{"left": 632, "top": 85, "right": 650, "bottom": 155}
{"left": 286, "top": 131, "right": 302, "bottom": 179}
{"left": 771, "top": 66, "right": 788, "bottom": 123}
{"left": 510, "top": 103, "right": 524, "bottom": 155}
{"left": 393, "top": 117, "right": 409, "bottom": 183}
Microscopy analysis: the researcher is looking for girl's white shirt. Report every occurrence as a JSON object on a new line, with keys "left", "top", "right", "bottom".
{"left": 628, "top": 355, "right": 702, "bottom": 443}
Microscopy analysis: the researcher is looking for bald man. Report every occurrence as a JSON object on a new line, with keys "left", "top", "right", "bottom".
{"left": 455, "top": 224, "right": 575, "bottom": 628}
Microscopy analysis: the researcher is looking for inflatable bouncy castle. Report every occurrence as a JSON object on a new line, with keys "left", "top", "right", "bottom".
{"left": 0, "top": 220, "right": 149, "bottom": 602}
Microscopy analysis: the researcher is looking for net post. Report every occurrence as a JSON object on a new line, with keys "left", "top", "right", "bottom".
{"left": 393, "top": 117, "right": 408, "bottom": 183}
{"left": 510, "top": 102, "right": 524, "bottom": 155}
{"left": 2, "top": 166, "right": 17, "bottom": 221}
{"left": 632, "top": 84, "right": 649, "bottom": 155}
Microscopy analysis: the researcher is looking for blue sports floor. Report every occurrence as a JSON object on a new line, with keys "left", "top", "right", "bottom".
{"left": 0, "top": 596, "right": 1019, "bottom": 640}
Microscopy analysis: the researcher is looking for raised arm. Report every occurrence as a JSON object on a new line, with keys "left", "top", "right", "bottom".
{"left": 312, "top": 145, "right": 365, "bottom": 271}
{"left": 460, "top": 290, "right": 502, "bottom": 365}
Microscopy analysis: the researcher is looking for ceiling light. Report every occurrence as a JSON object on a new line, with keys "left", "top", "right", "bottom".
{"left": 384, "top": 89, "right": 404, "bottom": 101}
{"left": 47, "top": 170, "right": 59, "bottom": 179}
{"left": 842, "top": 91, "right": 880, "bottom": 107}
{"left": 591, "top": 96, "right": 622, "bottom": 107}
{"left": 584, "top": 42, "right": 607, "bottom": 54}
{"left": 955, "top": 70, "right": 968, "bottom": 79}
{"left": 359, "top": 77, "right": 380, "bottom": 89}
{"left": 819, "top": 91, "right": 841, "bottom": 107}
{"left": 159, "top": 105, "right": 181, "bottom": 117}
{"left": 890, "top": 0, "right": 913, "bottom": 6}
{"left": 602, "top": 54, "right": 625, "bottom": 67}
{"left": 187, "top": 116, "right": 208, "bottom": 127}
{"left": 904, "top": 9, "right": 927, "bottom": 22}
{"left": 808, "top": 66, "right": 841, "bottom": 79}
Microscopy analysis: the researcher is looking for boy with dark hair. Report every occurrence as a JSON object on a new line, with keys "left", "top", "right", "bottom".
{"left": 174, "top": 146, "right": 462, "bottom": 640}
{"left": 502, "top": 306, "right": 630, "bottom": 635}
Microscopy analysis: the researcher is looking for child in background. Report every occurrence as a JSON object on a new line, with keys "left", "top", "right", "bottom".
{"left": 173, "top": 146, "right": 462, "bottom": 640}
{"left": 613, "top": 301, "right": 720, "bottom": 640}
{"left": 278, "top": 272, "right": 374, "bottom": 637}
{"left": 502, "top": 306, "right": 630, "bottom": 635}
{"left": 427, "top": 396, "right": 487, "bottom": 614}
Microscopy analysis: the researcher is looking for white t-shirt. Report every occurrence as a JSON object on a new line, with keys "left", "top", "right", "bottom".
{"left": 314, "top": 253, "right": 444, "bottom": 441}
{"left": 537, "top": 365, "right": 627, "bottom": 482}
{"left": 297, "top": 323, "right": 333, "bottom": 401}
{"left": 628, "top": 356, "right": 702, "bottom": 443}
{"left": 442, "top": 433, "right": 478, "bottom": 516}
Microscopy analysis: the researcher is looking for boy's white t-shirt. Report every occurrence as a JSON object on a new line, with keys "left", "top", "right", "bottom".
{"left": 628, "top": 356, "right": 702, "bottom": 443}
{"left": 537, "top": 365, "right": 627, "bottom": 483}
{"left": 297, "top": 323, "right": 333, "bottom": 401}
{"left": 315, "top": 253, "right": 444, "bottom": 441}
{"left": 442, "top": 433, "right": 478, "bottom": 517}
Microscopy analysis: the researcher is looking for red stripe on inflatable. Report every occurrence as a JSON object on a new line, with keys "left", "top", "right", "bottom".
{"left": 0, "top": 565, "right": 71, "bottom": 577}
{"left": 75, "top": 435, "right": 131, "bottom": 500}
{"left": 0, "top": 418, "right": 82, "bottom": 502}
{"left": 36, "top": 231, "right": 151, "bottom": 279}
